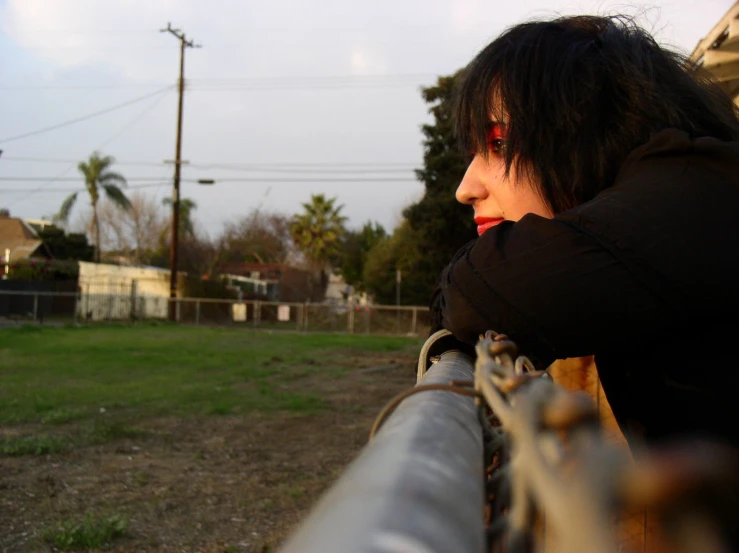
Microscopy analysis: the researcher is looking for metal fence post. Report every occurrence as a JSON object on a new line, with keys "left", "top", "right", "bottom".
{"left": 84, "top": 283, "right": 89, "bottom": 321}
{"left": 411, "top": 307, "right": 418, "bottom": 335}
{"left": 32, "top": 293, "right": 38, "bottom": 322}
{"left": 348, "top": 303, "right": 355, "bottom": 334}
{"left": 175, "top": 299, "right": 181, "bottom": 323}
{"left": 129, "top": 280, "right": 138, "bottom": 321}
{"left": 195, "top": 300, "right": 200, "bottom": 325}
{"left": 73, "top": 291, "right": 79, "bottom": 324}
{"left": 303, "top": 302, "right": 309, "bottom": 331}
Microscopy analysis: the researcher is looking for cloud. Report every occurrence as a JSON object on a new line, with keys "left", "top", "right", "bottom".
{"left": 449, "top": 0, "right": 486, "bottom": 33}
{"left": 0, "top": 0, "right": 191, "bottom": 79}
{"left": 349, "top": 49, "right": 388, "bottom": 75}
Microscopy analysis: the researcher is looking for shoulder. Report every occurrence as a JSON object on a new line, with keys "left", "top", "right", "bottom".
{"left": 615, "top": 128, "right": 739, "bottom": 186}
{"left": 558, "top": 129, "right": 739, "bottom": 309}
{"left": 561, "top": 129, "right": 739, "bottom": 233}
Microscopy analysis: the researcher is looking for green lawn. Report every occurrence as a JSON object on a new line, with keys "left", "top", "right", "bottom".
{"left": 0, "top": 322, "right": 422, "bottom": 427}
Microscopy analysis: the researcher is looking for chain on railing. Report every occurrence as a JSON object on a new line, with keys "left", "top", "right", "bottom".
{"left": 373, "top": 330, "right": 737, "bottom": 553}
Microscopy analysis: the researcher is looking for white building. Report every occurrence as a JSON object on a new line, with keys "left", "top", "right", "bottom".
{"left": 77, "top": 262, "right": 183, "bottom": 320}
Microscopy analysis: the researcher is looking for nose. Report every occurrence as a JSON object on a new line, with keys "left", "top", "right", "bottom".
{"left": 455, "top": 156, "right": 487, "bottom": 206}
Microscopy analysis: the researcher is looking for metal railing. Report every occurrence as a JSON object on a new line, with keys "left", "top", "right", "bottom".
{"left": 277, "top": 331, "right": 738, "bottom": 553}
{"left": 279, "top": 350, "right": 485, "bottom": 553}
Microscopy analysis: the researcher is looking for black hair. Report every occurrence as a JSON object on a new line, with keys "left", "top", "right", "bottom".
{"left": 455, "top": 15, "right": 739, "bottom": 213}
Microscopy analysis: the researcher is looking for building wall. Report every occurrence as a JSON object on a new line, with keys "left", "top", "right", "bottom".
{"left": 218, "top": 262, "right": 323, "bottom": 303}
{"left": 78, "top": 261, "right": 181, "bottom": 297}
{"left": 77, "top": 262, "right": 183, "bottom": 320}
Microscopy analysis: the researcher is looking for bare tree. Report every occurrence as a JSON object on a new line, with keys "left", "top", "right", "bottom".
{"left": 96, "top": 192, "right": 167, "bottom": 264}
{"left": 217, "top": 210, "right": 296, "bottom": 266}
{"left": 127, "top": 193, "right": 167, "bottom": 263}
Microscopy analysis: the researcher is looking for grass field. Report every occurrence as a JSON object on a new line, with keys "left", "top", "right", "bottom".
{"left": 0, "top": 323, "right": 423, "bottom": 552}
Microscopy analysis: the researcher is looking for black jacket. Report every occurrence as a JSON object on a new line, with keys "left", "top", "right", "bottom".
{"left": 433, "top": 129, "right": 739, "bottom": 446}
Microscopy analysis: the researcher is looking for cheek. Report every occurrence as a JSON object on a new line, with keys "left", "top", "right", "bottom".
{"left": 500, "top": 169, "right": 553, "bottom": 220}
{"left": 512, "top": 191, "right": 553, "bottom": 219}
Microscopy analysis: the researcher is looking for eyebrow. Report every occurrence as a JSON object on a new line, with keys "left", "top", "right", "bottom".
{"left": 487, "top": 121, "right": 508, "bottom": 137}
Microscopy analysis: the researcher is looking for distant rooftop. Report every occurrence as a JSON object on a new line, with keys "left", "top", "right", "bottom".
{"left": 0, "top": 214, "right": 50, "bottom": 261}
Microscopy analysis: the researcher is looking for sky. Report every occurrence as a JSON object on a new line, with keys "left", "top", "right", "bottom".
{"left": 0, "top": 0, "right": 733, "bottom": 238}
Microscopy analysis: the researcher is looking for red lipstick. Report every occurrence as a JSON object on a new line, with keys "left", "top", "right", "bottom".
{"left": 474, "top": 217, "right": 504, "bottom": 236}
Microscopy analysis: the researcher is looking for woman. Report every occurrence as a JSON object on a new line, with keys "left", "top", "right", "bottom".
{"left": 432, "top": 15, "right": 739, "bottom": 447}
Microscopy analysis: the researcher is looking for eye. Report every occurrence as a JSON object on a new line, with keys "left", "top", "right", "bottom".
{"left": 486, "top": 123, "right": 507, "bottom": 155}
{"left": 488, "top": 139, "right": 506, "bottom": 155}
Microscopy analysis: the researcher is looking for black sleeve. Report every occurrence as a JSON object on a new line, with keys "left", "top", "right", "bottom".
{"left": 437, "top": 131, "right": 739, "bottom": 365}
{"left": 439, "top": 216, "right": 675, "bottom": 366}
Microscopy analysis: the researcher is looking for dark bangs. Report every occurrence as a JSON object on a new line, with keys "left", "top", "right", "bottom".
{"left": 455, "top": 15, "right": 739, "bottom": 213}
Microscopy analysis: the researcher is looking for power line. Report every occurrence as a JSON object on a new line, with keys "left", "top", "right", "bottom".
{"left": 0, "top": 176, "right": 418, "bottom": 183}
{"left": 2, "top": 156, "right": 170, "bottom": 167}
{"left": 185, "top": 166, "right": 415, "bottom": 175}
{"left": 191, "top": 162, "right": 417, "bottom": 168}
{"left": 7, "top": 90, "right": 176, "bottom": 208}
{"left": 1, "top": 156, "right": 418, "bottom": 167}
{"left": 0, "top": 177, "right": 174, "bottom": 182}
{"left": 97, "top": 89, "right": 174, "bottom": 150}
{"left": 0, "top": 73, "right": 437, "bottom": 92}
{"left": 187, "top": 84, "right": 424, "bottom": 92}
{"left": 0, "top": 84, "right": 171, "bottom": 91}
{"left": 188, "top": 75, "right": 433, "bottom": 92}
{"left": 194, "top": 73, "right": 432, "bottom": 81}
{"left": 0, "top": 176, "right": 418, "bottom": 197}
{"left": 0, "top": 86, "right": 173, "bottom": 144}
{"left": 0, "top": 181, "right": 172, "bottom": 193}
{"left": 180, "top": 177, "right": 418, "bottom": 183}
{"left": 12, "top": 29, "right": 161, "bottom": 34}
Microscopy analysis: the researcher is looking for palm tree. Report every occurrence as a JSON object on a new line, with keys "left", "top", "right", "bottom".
{"left": 162, "top": 197, "right": 197, "bottom": 240}
{"left": 290, "top": 194, "right": 347, "bottom": 287}
{"left": 57, "top": 151, "right": 131, "bottom": 262}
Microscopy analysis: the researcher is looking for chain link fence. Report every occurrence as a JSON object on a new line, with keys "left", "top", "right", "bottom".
{"left": 167, "top": 299, "right": 431, "bottom": 336}
{"left": 0, "top": 286, "right": 431, "bottom": 336}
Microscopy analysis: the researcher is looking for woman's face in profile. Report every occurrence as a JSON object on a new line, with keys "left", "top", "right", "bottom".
{"left": 456, "top": 123, "right": 552, "bottom": 236}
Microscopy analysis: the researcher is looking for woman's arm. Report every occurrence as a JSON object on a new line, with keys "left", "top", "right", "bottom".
{"left": 437, "top": 215, "right": 675, "bottom": 365}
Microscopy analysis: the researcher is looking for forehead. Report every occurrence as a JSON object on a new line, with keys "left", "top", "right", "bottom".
{"left": 487, "top": 90, "right": 508, "bottom": 124}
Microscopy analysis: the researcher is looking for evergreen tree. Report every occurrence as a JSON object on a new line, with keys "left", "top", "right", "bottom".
{"left": 337, "top": 221, "right": 386, "bottom": 291}
{"left": 364, "top": 73, "right": 476, "bottom": 305}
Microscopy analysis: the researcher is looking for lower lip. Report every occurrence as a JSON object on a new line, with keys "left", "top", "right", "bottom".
{"left": 477, "top": 219, "right": 504, "bottom": 235}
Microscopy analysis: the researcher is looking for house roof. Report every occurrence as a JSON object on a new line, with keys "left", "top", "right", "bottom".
{"left": 218, "top": 262, "right": 309, "bottom": 274}
{"left": 690, "top": 2, "right": 739, "bottom": 100}
{"left": 0, "top": 217, "right": 50, "bottom": 261}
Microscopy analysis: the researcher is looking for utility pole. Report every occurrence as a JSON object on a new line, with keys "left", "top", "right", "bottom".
{"left": 161, "top": 23, "right": 200, "bottom": 321}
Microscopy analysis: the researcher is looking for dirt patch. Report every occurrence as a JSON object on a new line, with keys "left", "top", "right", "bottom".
{"left": 0, "top": 352, "right": 417, "bottom": 553}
